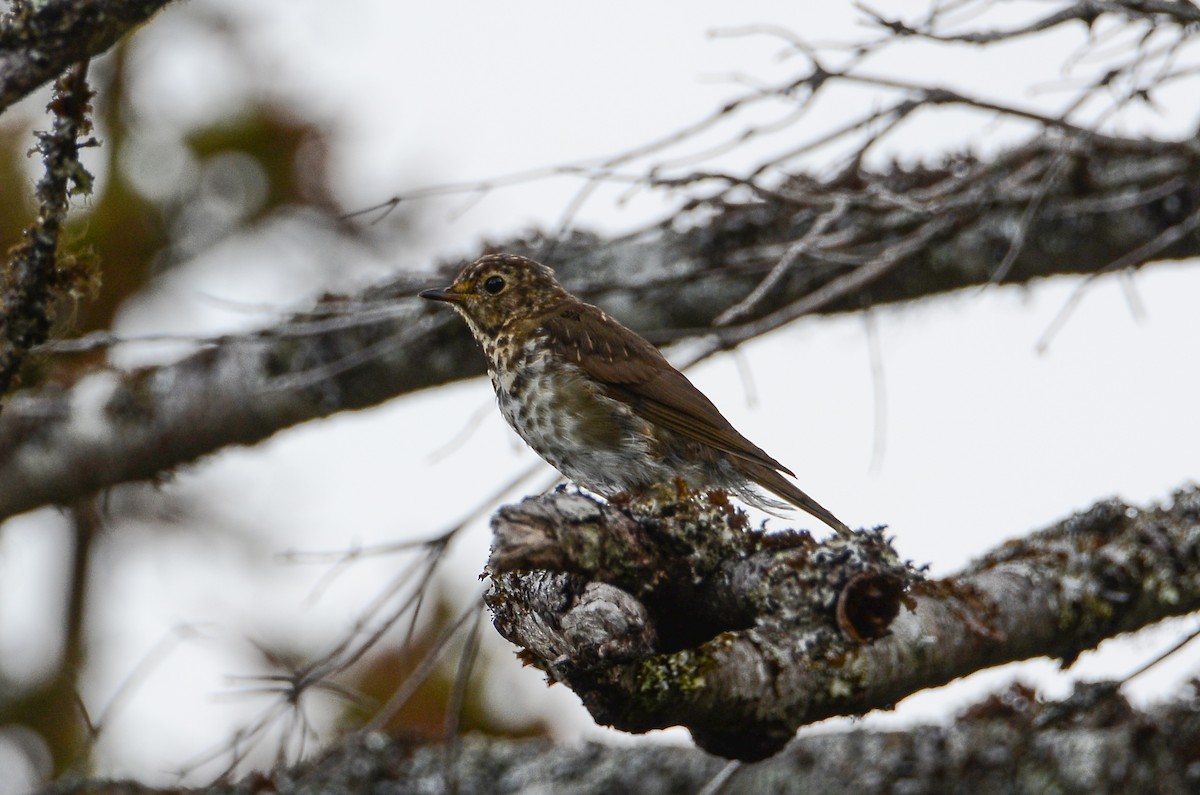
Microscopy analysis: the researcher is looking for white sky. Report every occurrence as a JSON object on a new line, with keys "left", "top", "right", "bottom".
{"left": 1, "top": 0, "right": 1198, "bottom": 788}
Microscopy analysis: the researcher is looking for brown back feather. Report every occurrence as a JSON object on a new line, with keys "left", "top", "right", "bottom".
{"left": 540, "top": 304, "right": 796, "bottom": 477}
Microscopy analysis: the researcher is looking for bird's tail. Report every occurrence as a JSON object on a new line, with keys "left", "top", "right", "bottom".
{"left": 736, "top": 461, "right": 852, "bottom": 535}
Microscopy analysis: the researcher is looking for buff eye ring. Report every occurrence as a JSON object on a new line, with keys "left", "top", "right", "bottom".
{"left": 484, "top": 275, "right": 506, "bottom": 295}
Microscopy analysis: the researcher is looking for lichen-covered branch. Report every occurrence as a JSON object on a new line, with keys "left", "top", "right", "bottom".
{"left": 2, "top": 134, "right": 1199, "bottom": 519}
{"left": 40, "top": 681, "right": 1200, "bottom": 794}
{"left": 485, "top": 486, "right": 1200, "bottom": 760}
{"left": 0, "top": 62, "right": 94, "bottom": 399}
{"left": 0, "top": 293, "right": 467, "bottom": 519}
{"left": 0, "top": 0, "right": 174, "bottom": 114}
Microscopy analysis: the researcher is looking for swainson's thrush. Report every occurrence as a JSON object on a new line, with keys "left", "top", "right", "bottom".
{"left": 420, "top": 254, "right": 850, "bottom": 533}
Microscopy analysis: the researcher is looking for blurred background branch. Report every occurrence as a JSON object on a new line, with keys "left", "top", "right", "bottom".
{"left": 0, "top": 0, "right": 173, "bottom": 114}
{"left": 42, "top": 678, "right": 1200, "bottom": 794}
{"left": 2, "top": 130, "right": 1198, "bottom": 518}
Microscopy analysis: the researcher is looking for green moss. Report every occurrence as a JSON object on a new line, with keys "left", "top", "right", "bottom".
{"left": 634, "top": 646, "right": 719, "bottom": 704}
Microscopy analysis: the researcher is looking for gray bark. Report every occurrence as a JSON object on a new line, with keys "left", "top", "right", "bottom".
{"left": 487, "top": 485, "right": 1200, "bottom": 760}
{"left": 2, "top": 137, "right": 1199, "bottom": 520}
{"left": 39, "top": 682, "right": 1200, "bottom": 794}
{"left": 0, "top": 0, "right": 175, "bottom": 114}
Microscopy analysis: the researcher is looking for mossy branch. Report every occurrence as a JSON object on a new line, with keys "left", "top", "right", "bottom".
{"left": 486, "top": 485, "right": 1200, "bottom": 760}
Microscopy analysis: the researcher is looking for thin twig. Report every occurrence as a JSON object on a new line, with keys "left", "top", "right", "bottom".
{"left": 864, "top": 308, "right": 887, "bottom": 474}
{"left": 1037, "top": 202, "right": 1200, "bottom": 352}
{"left": 1121, "top": 621, "right": 1200, "bottom": 686}
{"left": 715, "top": 198, "right": 850, "bottom": 325}
{"left": 365, "top": 601, "right": 480, "bottom": 732}
{"left": 682, "top": 215, "right": 956, "bottom": 369}
{"left": 989, "top": 152, "right": 1073, "bottom": 284}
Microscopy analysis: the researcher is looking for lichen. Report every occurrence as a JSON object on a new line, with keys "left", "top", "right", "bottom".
{"left": 634, "top": 647, "right": 715, "bottom": 702}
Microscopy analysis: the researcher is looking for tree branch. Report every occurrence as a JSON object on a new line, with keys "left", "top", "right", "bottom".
{"left": 862, "top": 0, "right": 1200, "bottom": 45}
{"left": 41, "top": 679, "right": 1200, "bottom": 794}
{"left": 486, "top": 485, "right": 1200, "bottom": 760}
{"left": 0, "top": 61, "right": 94, "bottom": 398}
{"left": 1, "top": 132, "right": 1197, "bottom": 520}
{"left": 0, "top": 0, "right": 175, "bottom": 115}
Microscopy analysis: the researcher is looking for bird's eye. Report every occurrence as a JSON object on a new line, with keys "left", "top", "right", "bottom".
{"left": 483, "top": 275, "right": 506, "bottom": 295}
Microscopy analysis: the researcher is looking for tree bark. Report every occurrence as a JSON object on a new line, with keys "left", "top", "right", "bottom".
{"left": 2, "top": 136, "right": 1199, "bottom": 520}
{"left": 39, "top": 680, "right": 1200, "bottom": 794}
{"left": 0, "top": 0, "right": 175, "bottom": 114}
{"left": 486, "top": 485, "right": 1200, "bottom": 760}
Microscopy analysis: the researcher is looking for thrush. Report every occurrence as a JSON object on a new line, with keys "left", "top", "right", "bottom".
{"left": 420, "top": 253, "right": 850, "bottom": 534}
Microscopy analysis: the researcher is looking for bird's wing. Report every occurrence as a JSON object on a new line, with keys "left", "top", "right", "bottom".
{"left": 541, "top": 305, "right": 796, "bottom": 477}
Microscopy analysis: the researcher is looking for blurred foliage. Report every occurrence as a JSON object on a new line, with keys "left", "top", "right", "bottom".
{"left": 0, "top": 507, "right": 96, "bottom": 779}
{"left": 0, "top": 39, "right": 351, "bottom": 401}
{"left": 60, "top": 45, "right": 338, "bottom": 339}
{"left": 0, "top": 123, "right": 30, "bottom": 250}
{"left": 0, "top": 4, "right": 497, "bottom": 783}
{"left": 0, "top": 18, "right": 404, "bottom": 784}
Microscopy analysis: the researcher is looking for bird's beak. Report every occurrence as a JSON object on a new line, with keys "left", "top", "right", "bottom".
{"left": 419, "top": 286, "right": 464, "bottom": 304}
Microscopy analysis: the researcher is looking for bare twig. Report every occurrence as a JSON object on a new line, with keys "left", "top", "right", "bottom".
{"left": 1037, "top": 202, "right": 1200, "bottom": 352}
{"left": 365, "top": 600, "right": 481, "bottom": 732}
{"left": 714, "top": 198, "right": 850, "bottom": 325}
{"left": 681, "top": 215, "right": 957, "bottom": 369}
{"left": 863, "top": 308, "right": 887, "bottom": 474}
{"left": 988, "top": 153, "right": 1073, "bottom": 284}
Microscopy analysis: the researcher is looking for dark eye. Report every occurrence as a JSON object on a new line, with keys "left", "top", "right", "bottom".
{"left": 483, "top": 275, "right": 505, "bottom": 295}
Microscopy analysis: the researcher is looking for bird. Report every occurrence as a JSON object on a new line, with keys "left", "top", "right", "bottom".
{"left": 419, "top": 253, "right": 850, "bottom": 534}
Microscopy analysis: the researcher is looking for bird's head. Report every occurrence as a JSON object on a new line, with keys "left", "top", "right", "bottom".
{"left": 420, "top": 254, "right": 570, "bottom": 337}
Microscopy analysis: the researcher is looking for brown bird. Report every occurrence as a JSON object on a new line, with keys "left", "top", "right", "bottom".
{"left": 420, "top": 253, "right": 850, "bottom": 534}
